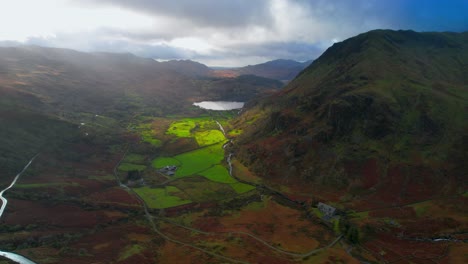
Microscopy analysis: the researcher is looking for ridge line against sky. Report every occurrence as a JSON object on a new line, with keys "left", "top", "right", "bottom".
{"left": 1, "top": 0, "right": 467, "bottom": 67}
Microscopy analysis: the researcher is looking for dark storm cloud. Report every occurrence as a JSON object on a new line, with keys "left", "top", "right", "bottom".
{"left": 77, "top": 0, "right": 273, "bottom": 28}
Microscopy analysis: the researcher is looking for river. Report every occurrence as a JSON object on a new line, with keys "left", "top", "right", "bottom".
{"left": 0, "top": 156, "right": 38, "bottom": 264}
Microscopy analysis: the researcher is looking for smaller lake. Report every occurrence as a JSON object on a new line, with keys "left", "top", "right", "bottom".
{"left": 193, "top": 101, "right": 244, "bottom": 111}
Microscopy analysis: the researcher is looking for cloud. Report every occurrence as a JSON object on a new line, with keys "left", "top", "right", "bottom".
{"left": 1, "top": 0, "right": 466, "bottom": 66}
{"left": 76, "top": 0, "right": 273, "bottom": 28}
{"left": 25, "top": 31, "right": 197, "bottom": 59}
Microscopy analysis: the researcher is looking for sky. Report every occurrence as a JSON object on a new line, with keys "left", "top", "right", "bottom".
{"left": 1, "top": 0, "right": 467, "bottom": 67}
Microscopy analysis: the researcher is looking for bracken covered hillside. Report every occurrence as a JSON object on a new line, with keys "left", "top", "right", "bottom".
{"left": 233, "top": 30, "right": 468, "bottom": 208}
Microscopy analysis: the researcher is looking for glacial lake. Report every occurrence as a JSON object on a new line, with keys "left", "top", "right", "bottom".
{"left": 193, "top": 101, "right": 244, "bottom": 111}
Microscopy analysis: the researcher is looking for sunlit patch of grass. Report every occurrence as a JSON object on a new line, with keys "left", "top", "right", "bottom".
{"left": 133, "top": 186, "right": 192, "bottom": 209}
{"left": 199, "top": 165, "right": 236, "bottom": 183}
{"left": 118, "top": 163, "right": 146, "bottom": 172}
{"left": 194, "top": 130, "right": 226, "bottom": 146}
{"left": 166, "top": 120, "right": 196, "bottom": 137}
{"left": 229, "top": 182, "right": 255, "bottom": 194}
{"left": 152, "top": 157, "right": 181, "bottom": 168}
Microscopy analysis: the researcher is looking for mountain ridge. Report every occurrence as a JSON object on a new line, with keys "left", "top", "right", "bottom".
{"left": 212, "top": 58, "right": 312, "bottom": 81}
{"left": 233, "top": 29, "right": 468, "bottom": 203}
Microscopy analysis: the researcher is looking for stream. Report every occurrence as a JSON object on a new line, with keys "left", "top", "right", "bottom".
{"left": 0, "top": 156, "right": 38, "bottom": 264}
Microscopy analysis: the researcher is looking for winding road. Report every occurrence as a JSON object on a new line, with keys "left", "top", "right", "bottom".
{"left": 0, "top": 155, "right": 38, "bottom": 264}
{"left": 0, "top": 155, "right": 37, "bottom": 218}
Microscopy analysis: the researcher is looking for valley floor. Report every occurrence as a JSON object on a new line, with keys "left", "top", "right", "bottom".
{"left": 0, "top": 111, "right": 465, "bottom": 263}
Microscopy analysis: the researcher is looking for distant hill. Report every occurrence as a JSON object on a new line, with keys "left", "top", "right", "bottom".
{"left": 213, "top": 59, "right": 312, "bottom": 81}
{"left": 161, "top": 59, "right": 213, "bottom": 77}
{"left": 234, "top": 30, "right": 468, "bottom": 206}
{"left": 0, "top": 45, "right": 280, "bottom": 175}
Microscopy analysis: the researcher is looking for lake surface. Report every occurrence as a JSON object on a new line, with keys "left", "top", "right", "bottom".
{"left": 193, "top": 101, "right": 244, "bottom": 111}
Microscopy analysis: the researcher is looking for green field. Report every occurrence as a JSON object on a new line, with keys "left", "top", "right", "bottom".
{"left": 141, "top": 131, "right": 162, "bottom": 146}
{"left": 133, "top": 186, "right": 192, "bottom": 209}
{"left": 152, "top": 157, "right": 182, "bottom": 168}
{"left": 229, "top": 182, "right": 256, "bottom": 194}
{"left": 172, "top": 143, "right": 226, "bottom": 176}
{"left": 199, "top": 165, "right": 237, "bottom": 183}
{"left": 171, "top": 177, "right": 236, "bottom": 202}
{"left": 166, "top": 119, "right": 196, "bottom": 137}
{"left": 142, "top": 116, "right": 255, "bottom": 208}
{"left": 118, "top": 163, "right": 147, "bottom": 172}
{"left": 194, "top": 130, "right": 226, "bottom": 146}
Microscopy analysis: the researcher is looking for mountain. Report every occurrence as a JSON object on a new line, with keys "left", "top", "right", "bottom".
{"left": 231, "top": 30, "right": 468, "bottom": 258}
{"left": 232, "top": 30, "right": 467, "bottom": 249}
{"left": 213, "top": 59, "right": 312, "bottom": 81}
{"left": 161, "top": 59, "right": 213, "bottom": 77}
{"left": 0, "top": 45, "right": 280, "bottom": 175}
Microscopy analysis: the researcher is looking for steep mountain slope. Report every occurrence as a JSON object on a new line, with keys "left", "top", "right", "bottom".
{"left": 213, "top": 59, "right": 312, "bottom": 81}
{"left": 233, "top": 30, "right": 468, "bottom": 206}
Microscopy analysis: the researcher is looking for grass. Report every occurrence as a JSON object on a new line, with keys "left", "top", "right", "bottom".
{"left": 171, "top": 143, "right": 226, "bottom": 176}
{"left": 228, "top": 129, "right": 243, "bottom": 137}
{"left": 124, "top": 153, "right": 146, "bottom": 164}
{"left": 332, "top": 218, "right": 340, "bottom": 234}
{"left": 194, "top": 130, "right": 225, "bottom": 146}
{"left": 229, "top": 182, "right": 256, "bottom": 194}
{"left": 199, "top": 165, "right": 237, "bottom": 183}
{"left": 118, "top": 163, "right": 147, "bottom": 172}
{"left": 135, "top": 123, "right": 162, "bottom": 146}
{"left": 118, "top": 244, "right": 144, "bottom": 261}
{"left": 171, "top": 177, "right": 236, "bottom": 202}
{"left": 148, "top": 116, "right": 253, "bottom": 204}
{"left": 141, "top": 131, "right": 162, "bottom": 146}
{"left": 152, "top": 157, "right": 181, "bottom": 168}
{"left": 133, "top": 186, "right": 192, "bottom": 209}
{"left": 312, "top": 208, "right": 324, "bottom": 218}
{"left": 166, "top": 120, "right": 196, "bottom": 137}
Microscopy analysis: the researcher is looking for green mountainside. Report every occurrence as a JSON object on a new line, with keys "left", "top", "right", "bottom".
{"left": 234, "top": 30, "right": 468, "bottom": 206}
